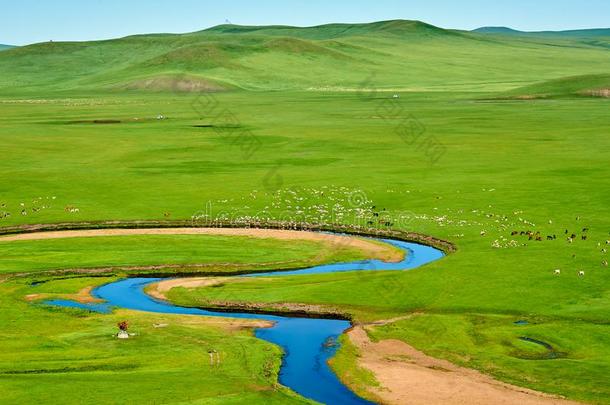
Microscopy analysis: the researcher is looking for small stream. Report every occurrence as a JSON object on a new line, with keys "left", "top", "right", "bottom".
{"left": 48, "top": 238, "right": 444, "bottom": 404}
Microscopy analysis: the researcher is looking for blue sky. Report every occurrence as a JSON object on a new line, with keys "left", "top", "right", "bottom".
{"left": 2, "top": 0, "right": 610, "bottom": 45}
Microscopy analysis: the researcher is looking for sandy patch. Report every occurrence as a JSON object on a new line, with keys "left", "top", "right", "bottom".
{"left": 148, "top": 277, "right": 229, "bottom": 300}
{"left": 25, "top": 286, "right": 103, "bottom": 303}
{"left": 110, "top": 309, "right": 273, "bottom": 332}
{"left": 0, "top": 227, "right": 403, "bottom": 262}
{"left": 176, "top": 315, "right": 272, "bottom": 331}
{"left": 347, "top": 325, "right": 579, "bottom": 405}
{"left": 74, "top": 286, "right": 103, "bottom": 303}
{"left": 147, "top": 277, "right": 344, "bottom": 318}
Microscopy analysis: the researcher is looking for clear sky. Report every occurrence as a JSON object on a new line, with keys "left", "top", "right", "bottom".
{"left": 1, "top": 0, "right": 610, "bottom": 46}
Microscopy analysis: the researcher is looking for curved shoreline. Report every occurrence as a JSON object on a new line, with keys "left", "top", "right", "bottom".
{"left": 0, "top": 221, "right": 453, "bottom": 282}
{"left": 346, "top": 324, "right": 578, "bottom": 405}
{"left": 0, "top": 219, "right": 457, "bottom": 253}
{"left": 0, "top": 227, "right": 405, "bottom": 263}
{"left": 0, "top": 228, "right": 404, "bottom": 262}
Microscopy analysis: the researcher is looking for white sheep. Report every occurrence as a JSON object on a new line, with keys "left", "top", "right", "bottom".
{"left": 554, "top": 269, "right": 561, "bottom": 275}
{"left": 578, "top": 271, "right": 585, "bottom": 277}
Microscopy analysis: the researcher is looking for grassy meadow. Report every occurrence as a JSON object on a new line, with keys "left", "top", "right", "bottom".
{"left": 0, "top": 19, "right": 609, "bottom": 404}
{"left": 0, "top": 234, "right": 367, "bottom": 275}
{"left": 0, "top": 276, "right": 309, "bottom": 405}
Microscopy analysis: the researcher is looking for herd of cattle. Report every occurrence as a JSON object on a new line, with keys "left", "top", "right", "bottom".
{"left": 508, "top": 227, "right": 609, "bottom": 276}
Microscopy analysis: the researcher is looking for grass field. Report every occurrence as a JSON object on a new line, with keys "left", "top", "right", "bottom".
{"left": 0, "top": 276, "right": 310, "bottom": 405}
{"left": 1, "top": 19, "right": 609, "bottom": 404}
{"left": 0, "top": 234, "right": 367, "bottom": 275}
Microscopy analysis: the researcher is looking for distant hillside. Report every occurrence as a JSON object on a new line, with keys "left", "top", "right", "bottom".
{"left": 0, "top": 44, "right": 14, "bottom": 51}
{"left": 538, "top": 28, "right": 610, "bottom": 37}
{"left": 2, "top": 19, "right": 610, "bottom": 94}
{"left": 497, "top": 73, "right": 610, "bottom": 99}
{"left": 202, "top": 19, "right": 456, "bottom": 39}
{"left": 473, "top": 26, "right": 610, "bottom": 38}
{"left": 472, "top": 27, "right": 524, "bottom": 35}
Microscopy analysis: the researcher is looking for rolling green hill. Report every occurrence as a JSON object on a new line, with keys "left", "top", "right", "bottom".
{"left": 498, "top": 73, "right": 610, "bottom": 99}
{"left": 1, "top": 19, "right": 610, "bottom": 94}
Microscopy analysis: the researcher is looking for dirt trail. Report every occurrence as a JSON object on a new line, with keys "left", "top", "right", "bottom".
{"left": 348, "top": 325, "right": 579, "bottom": 405}
{"left": 0, "top": 227, "right": 403, "bottom": 262}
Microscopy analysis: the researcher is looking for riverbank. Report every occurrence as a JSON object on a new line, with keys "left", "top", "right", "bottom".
{"left": 150, "top": 277, "right": 582, "bottom": 405}
{"left": 0, "top": 226, "right": 405, "bottom": 262}
{"left": 0, "top": 220, "right": 457, "bottom": 254}
{"left": 346, "top": 324, "right": 579, "bottom": 405}
{"left": 3, "top": 223, "right": 437, "bottom": 282}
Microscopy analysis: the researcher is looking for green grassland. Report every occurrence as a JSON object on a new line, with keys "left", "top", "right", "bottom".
{"left": 1, "top": 19, "right": 610, "bottom": 404}
{"left": 0, "top": 234, "right": 367, "bottom": 275}
{"left": 500, "top": 73, "right": 610, "bottom": 98}
{"left": 0, "top": 276, "right": 310, "bottom": 405}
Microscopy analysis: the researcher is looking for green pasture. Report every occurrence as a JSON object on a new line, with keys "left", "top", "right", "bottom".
{"left": 0, "top": 234, "right": 365, "bottom": 274}
{"left": 0, "top": 276, "right": 309, "bottom": 404}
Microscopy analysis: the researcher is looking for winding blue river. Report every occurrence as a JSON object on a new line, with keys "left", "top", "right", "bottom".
{"left": 48, "top": 238, "right": 444, "bottom": 404}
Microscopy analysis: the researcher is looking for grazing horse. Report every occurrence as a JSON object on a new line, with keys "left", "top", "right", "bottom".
{"left": 582, "top": 235, "right": 588, "bottom": 241}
